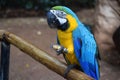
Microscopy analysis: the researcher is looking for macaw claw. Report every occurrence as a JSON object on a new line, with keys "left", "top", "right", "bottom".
{"left": 52, "top": 44, "right": 68, "bottom": 55}
{"left": 63, "top": 64, "right": 77, "bottom": 78}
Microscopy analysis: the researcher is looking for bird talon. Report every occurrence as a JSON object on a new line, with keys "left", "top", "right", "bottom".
{"left": 52, "top": 44, "right": 68, "bottom": 55}
{"left": 63, "top": 64, "right": 77, "bottom": 78}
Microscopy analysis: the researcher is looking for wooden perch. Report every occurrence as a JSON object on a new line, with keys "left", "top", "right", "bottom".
{"left": 0, "top": 30, "right": 93, "bottom": 80}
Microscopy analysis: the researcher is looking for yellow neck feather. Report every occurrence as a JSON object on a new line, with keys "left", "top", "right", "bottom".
{"left": 65, "top": 14, "right": 78, "bottom": 32}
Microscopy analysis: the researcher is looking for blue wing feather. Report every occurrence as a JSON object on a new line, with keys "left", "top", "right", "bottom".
{"left": 74, "top": 38, "right": 82, "bottom": 59}
{"left": 73, "top": 25, "right": 100, "bottom": 80}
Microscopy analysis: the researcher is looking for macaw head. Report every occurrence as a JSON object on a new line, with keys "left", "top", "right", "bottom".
{"left": 47, "top": 6, "right": 79, "bottom": 31}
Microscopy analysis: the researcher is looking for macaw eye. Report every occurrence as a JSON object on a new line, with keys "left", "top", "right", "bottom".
{"left": 50, "top": 10, "right": 66, "bottom": 19}
{"left": 57, "top": 10, "right": 66, "bottom": 18}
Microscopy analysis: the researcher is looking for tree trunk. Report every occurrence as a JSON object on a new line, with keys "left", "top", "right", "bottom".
{"left": 93, "top": 0, "right": 120, "bottom": 65}
{"left": 113, "top": 26, "right": 120, "bottom": 54}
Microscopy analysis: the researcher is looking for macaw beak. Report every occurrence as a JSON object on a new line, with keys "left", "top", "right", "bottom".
{"left": 47, "top": 11, "right": 60, "bottom": 29}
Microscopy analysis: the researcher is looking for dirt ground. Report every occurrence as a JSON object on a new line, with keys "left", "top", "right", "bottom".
{"left": 0, "top": 10, "right": 120, "bottom": 80}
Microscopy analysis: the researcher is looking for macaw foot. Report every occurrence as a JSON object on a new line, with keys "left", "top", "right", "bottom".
{"left": 63, "top": 64, "right": 77, "bottom": 78}
{"left": 52, "top": 44, "right": 68, "bottom": 55}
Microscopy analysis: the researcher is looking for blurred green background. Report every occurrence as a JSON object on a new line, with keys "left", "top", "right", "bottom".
{"left": 0, "top": 0, "right": 96, "bottom": 11}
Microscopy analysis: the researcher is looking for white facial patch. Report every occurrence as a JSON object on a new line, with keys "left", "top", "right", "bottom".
{"left": 50, "top": 10, "right": 67, "bottom": 25}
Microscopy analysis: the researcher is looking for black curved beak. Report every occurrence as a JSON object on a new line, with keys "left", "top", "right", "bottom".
{"left": 47, "top": 11, "right": 60, "bottom": 28}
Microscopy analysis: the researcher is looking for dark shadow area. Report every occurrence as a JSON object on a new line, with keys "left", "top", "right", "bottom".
{"left": 0, "top": 0, "right": 97, "bottom": 18}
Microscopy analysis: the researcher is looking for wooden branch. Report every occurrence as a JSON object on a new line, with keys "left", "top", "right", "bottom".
{"left": 0, "top": 30, "right": 93, "bottom": 80}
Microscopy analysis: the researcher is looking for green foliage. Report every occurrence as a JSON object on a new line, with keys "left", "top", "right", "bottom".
{"left": 0, "top": 0, "right": 97, "bottom": 10}
{"left": 76, "top": 0, "right": 97, "bottom": 6}
{"left": 39, "top": 0, "right": 65, "bottom": 11}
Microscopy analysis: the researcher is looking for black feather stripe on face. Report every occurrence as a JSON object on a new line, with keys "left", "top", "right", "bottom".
{"left": 57, "top": 20, "right": 69, "bottom": 31}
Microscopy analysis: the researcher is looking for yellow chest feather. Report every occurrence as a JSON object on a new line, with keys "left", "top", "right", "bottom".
{"left": 57, "top": 30, "right": 79, "bottom": 65}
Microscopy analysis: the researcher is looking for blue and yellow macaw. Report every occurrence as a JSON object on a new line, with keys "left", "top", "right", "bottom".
{"left": 47, "top": 6, "right": 100, "bottom": 80}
